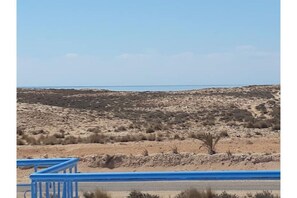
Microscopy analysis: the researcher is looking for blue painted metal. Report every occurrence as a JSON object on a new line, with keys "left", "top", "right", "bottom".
{"left": 17, "top": 158, "right": 281, "bottom": 198}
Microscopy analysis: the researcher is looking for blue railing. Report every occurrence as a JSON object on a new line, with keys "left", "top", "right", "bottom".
{"left": 17, "top": 158, "right": 280, "bottom": 198}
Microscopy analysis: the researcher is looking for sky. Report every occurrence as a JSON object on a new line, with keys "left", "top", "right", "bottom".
{"left": 17, "top": 0, "right": 280, "bottom": 86}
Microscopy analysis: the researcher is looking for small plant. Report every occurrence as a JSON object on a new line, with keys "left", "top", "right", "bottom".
{"left": 220, "top": 131, "right": 229, "bottom": 138}
{"left": 226, "top": 150, "right": 232, "bottom": 158}
{"left": 83, "top": 189, "right": 111, "bottom": 198}
{"left": 146, "top": 127, "right": 155, "bottom": 133}
{"left": 171, "top": 146, "right": 179, "bottom": 154}
{"left": 127, "top": 190, "right": 160, "bottom": 198}
{"left": 175, "top": 188, "right": 215, "bottom": 198}
{"left": 256, "top": 191, "right": 280, "bottom": 198}
{"left": 174, "top": 134, "right": 181, "bottom": 140}
{"left": 17, "top": 139, "right": 25, "bottom": 145}
{"left": 196, "top": 132, "right": 222, "bottom": 155}
{"left": 142, "top": 149, "right": 149, "bottom": 156}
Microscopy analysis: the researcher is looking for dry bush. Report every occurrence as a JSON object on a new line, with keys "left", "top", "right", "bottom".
{"left": 171, "top": 146, "right": 178, "bottom": 154}
{"left": 175, "top": 188, "right": 215, "bottom": 198}
{"left": 31, "top": 129, "right": 47, "bottom": 135}
{"left": 245, "top": 191, "right": 279, "bottom": 198}
{"left": 17, "top": 139, "right": 25, "bottom": 145}
{"left": 174, "top": 134, "right": 181, "bottom": 140}
{"left": 86, "top": 133, "right": 106, "bottom": 144}
{"left": 87, "top": 127, "right": 101, "bottom": 133}
{"left": 226, "top": 150, "right": 232, "bottom": 158}
{"left": 220, "top": 131, "right": 229, "bottom": 138}
{"left": 22, "top": 134, "right": 40, "bottom": 145}
{"left": 63, "top": 136, "right": 78, "bottom": 144}
{"left": 83, "top": 189, "right": 111, "bottom": 198}
{"left": 17, "top": 127, "right": 24, "bottom": 136}
{"left": 114, "top": 126, "right": 127, "bottom": 132}
{"left": 127, "top": 190, "right": 160, "bottom": 198}
{"left": 142, "top": 149, "right": 149, "bottom": 156}
{"left": 147, "top": 134, "right": 156, "bottom": 141}
{"left": 41, "top": 135, "right": 60, "bottom": 145}
{"left": 175, "top": 189, "right": 239, "bottom": 198}
{"left": 196, "top": 133, "right": 222, "bottom": 155}
{"left": 146, "top": 127, "right": 155, "bottom": 133}
{"left": 53, "top": 133, "right": 65, "bottom": 139}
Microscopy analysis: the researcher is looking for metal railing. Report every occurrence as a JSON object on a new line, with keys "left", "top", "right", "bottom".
{"left": 17, "top": 158, "right": 280, "bottom": 198}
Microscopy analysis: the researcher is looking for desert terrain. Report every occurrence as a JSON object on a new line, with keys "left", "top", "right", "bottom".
{"left": 17, "top": 85, "right": 280, "bottom": 186}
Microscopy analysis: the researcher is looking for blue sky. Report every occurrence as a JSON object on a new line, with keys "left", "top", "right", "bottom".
{"left": 17, "top": 0, "right": 280, "bottom": 86}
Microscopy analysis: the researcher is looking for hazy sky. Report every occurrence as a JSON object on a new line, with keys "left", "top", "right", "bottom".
{"left": 17, "top": 0, "right": 280, "bottom": 86}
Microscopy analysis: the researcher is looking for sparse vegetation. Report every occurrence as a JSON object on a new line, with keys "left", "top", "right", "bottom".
{"left": 80, "top": 189, "right": 278, "bottom": 198}
{"left": 175, "top": 188, "right": 239, "bottom": 198}
{"left": 245, "top": 191, "right": 279, "bottom": 198}
{"left": 196, "top": 133, "right": 222, "bottom": 155}
{"left": 83, "top": 189, "right": 111, "bottom": 198}
{"left": 127, "top": 190, "right": 160, "bottom": 198}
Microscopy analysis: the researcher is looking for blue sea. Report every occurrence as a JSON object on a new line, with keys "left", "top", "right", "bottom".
{"left": 19, "top": 85, "right": 248, "bottom": 92}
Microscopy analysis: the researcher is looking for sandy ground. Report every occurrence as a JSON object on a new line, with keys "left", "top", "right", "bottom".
{"left": 17, "top": 138, "right": 280, "bottom": 184}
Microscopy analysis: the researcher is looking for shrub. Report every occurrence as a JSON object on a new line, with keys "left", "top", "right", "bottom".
{"left": 217, "top": 191, "right": 239, "bottom": 198}
{"left": 272, "top": 124, "right": 280, "bottom": 131}
{"left": 42, "top": 135, "right": 60, "bottom": 145}
{"left": 220, "top": 131, "right": 229, "bottom": 138}
{"left": 175, "top": 189, "right": 239, "bottom": 198}
{"left": 87, "top": 133, "right": 106, "bottom": 144}
{"left": 63, "top": 136, "right": 78, "bottom": 144}
{"left": 17, "top": 139, "right": 25, "bottom": 145}
{"left": 196, "top": 133, "right": 222, "bottom": 155}
{"left": 250, "top": 191, "right": 279, "bottom": 198}
{"left": 226, "top": 150, "right": 232, "bottom": 158}
{"left": 146, "top": 127, "right": 155, "bottom": 133}
{"left": 53, "top": 133, "right": 65, "bottom": 139}
{"left": 147, "top": 134, "right": 156, "bottom": 141}
{"left": 174, "top": 134, "right": 181, "bottom": 140}
{"left": 171, "top": 146, "right": 178, "bottom": 154}
{"left": 31, "top": 129, "right": 47, "bottom": 135}
{"left": 87, "top": 127, "right": 101, "bottom": 133}
{"left": 83, "top": 189, "right": 111, "bottom": 198}
{"left": 22, "top": 135, "right": 40, "bottom": 145}
{"left": 17, "top": 127, "right": 24, "bottom": 136}
{"left": 175, "top": 188, "right": 215, "bottom": 198}
{"left": 127, "top": 190, "right": 160, "bottom": 198}
{"left": 115, "top": 126, "right": 127, "bottom": 132}
{"left": 142, "top": 149, "right": 149, "bottom": 156}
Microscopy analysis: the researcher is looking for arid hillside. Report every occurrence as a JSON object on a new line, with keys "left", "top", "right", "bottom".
{"left": 17, "top": 85, "right": 280, "bottom": 145}
{"left": 17, "top": 85, "right": 280, "bottom": 183}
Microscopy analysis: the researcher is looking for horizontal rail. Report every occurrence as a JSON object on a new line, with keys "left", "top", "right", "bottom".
{"left": 30, "top": 170, "right": 280, "bottom": 182}
{"left": 17, "top": 158, "right": 71, "bottom": 167}
{"left": 37, "top": 158, "right": 79, "bottom": 173}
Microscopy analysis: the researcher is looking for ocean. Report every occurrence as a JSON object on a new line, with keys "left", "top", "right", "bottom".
{"left": 18, "top": 84, "right": 247, "bottom": 92}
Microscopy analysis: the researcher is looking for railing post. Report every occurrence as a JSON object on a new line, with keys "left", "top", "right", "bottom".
{"left": 53, "top": 182, "right": 56, "bottom": 198}
{"left": 74, "top": 165, "right": 78, "bottom": 198}
{"left": 31, "top": 181, "right": 36, "bottom": 198}
{"left": 57, "top": 182, "right": 60, "bottom": 198}
{"left": 46, "top": 182, "right": 49, "bottom": 198}
{"left": 39, "top": 182, "right": 42, "bottom": 198}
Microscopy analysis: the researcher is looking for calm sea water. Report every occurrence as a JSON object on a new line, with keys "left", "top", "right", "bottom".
{"left": 19, "top": 85, "right": 246, "bottom": 91}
